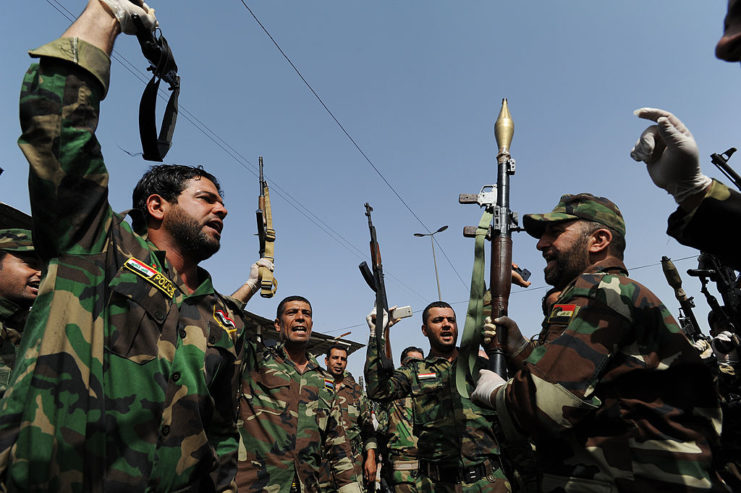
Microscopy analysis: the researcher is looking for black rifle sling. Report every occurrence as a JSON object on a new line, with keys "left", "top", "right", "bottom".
{"left": 139, "top": 74, "right": 179, "bottom": 162}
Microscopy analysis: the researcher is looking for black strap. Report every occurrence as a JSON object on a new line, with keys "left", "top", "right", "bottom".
{"left": 132, "top": 15, "right": 180, "bottom": 162}
{"left": 138, "top": 75, "right": 179, "bottom": 162}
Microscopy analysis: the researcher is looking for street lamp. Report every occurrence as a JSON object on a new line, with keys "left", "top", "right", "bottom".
{"left": 414, "top": 225, "right": 448, "bottom": 301}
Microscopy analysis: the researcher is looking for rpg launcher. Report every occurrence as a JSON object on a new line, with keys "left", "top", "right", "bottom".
{"left": 130, "top": 0, "right": 180, "bottom": 162}
{"left": 359, "top": 203, "right": 394, "bottom": 372}
{"left": 458, "top": 99, "right": 524, "bottom": 387}
{"left": 256, "top": 157, "right": 277, "bottom": 297}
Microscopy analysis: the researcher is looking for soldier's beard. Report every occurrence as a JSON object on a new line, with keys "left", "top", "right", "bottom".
{"left": 164, "top": 208, "right": 220, "bottom": 262}
{"left": 544, "top": 236, "right": 591, "bottom": 290}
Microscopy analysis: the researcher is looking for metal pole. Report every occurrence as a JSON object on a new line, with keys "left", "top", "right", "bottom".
{"left": 430, "top": 235, "right": 442, "bottom": 301}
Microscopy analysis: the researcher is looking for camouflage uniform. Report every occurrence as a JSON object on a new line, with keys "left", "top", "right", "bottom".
{"left": 365, "top": 344, "right": 508, "bottom": 493}
{"left": 0, "top": 38, "right": 249, "bottom": 492}
{"left": 237, "top": 342, "right": 360, "bottom": 493}
{"left": 0, "top": 230, "right": 35, "bottom": 397}
{"left": 667, "top": 179, "right": 741, "bottom": 270}
{"left": 325, "top": 372, "right": 377, "bottom": 492}
{"left": 488, "top": 195, "right": 727, "bottom": 492}
{"left": 376, "top": 396, "right": 418, "bottom": 493}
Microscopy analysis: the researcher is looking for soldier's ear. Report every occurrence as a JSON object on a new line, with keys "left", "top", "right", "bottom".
{"left": 588, "top": 228, "right": 612, "bottom": 254}
{"left": 421, "top": 324, "right": 428, "bottom": 337}
{"left": 274, "top": 318, "right": 281, "bottom": 333}
{"left": 146, "top": 194, "right": 169, "bottom": 222}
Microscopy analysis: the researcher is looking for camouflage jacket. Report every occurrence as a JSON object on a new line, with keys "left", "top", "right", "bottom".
{"left": 0, "top": 298, "right": 25, "bottom": 397}
{"left": 333, "top": 372, "right": 377, "bottom": 462}
{"left": 493, "top": 259, "right": 726, "bottom": 492}
{"left": 667, "top": 179, "right": 741, "bottom": 270}
{"left": 376, "top": 395, "right": 417, "bottom": 462}
{"left": 0, "top": 38, "right": 249, "bottom": 492}
{"left": 365, "top": 341, "right": 502, "bottom": 470}
{"left": 237, "top": 342, "right": 359, "bottom": 493}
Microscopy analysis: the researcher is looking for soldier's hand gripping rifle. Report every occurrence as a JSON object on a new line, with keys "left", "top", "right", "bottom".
{"left": 129, "top": 0, "right": 180, "bottom": 162}
{"left": 256, "top": 157, "right": 277, "bottom": 297}
{"left": 661, "top": 256, "right": 705, "bottom": 342}
{"left": 359, "top": 204, "right": 394, "bottom": 372}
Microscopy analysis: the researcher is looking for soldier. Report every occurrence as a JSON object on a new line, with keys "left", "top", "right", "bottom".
{"left": 324, "top": 344, "right": 378, "bottom": 492}
{"left": 0, "top": 1, "right": 261, "bottom": 490}
{"left": 376, "top": 346, "right": 423, "bottom": 493}
{"left": 0, "top": 229, "right": 42, "bottom": 397}
{"left": 472, "top": 193, "right": 727, "bottom": 492}
{"left": 365, "top": 301, "right": 509, "bottom": 493}
{"left": 237, "top": 296, "right": 361, "bottom": 493}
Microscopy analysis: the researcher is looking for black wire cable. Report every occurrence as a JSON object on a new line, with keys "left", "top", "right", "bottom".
{"left": 236, "top": 0, "right": 469, "bottom": 290}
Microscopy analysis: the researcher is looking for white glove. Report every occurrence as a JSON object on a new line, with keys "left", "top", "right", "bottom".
{"left": 630, "top": 108, "right": 711, "bottom": 203}
{"left": 365, "top": 305, "right": 389, "bottom": 337}
{"left": 482, "top": 316, "right": 528, "bottom": 355}
{"left": 244, "top": 258, "right": 274, "bottom": 294}
{"left": 471, "top": 369, "right": 506, "bottom": 408}
{"left": 99, "top": 0, "right": 158, "bottom": 35}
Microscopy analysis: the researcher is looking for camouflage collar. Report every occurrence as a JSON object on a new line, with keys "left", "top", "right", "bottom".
{"left": 274, "top": 342, "right": 322, "bottom": 372}
{"left": 0, "top": 296, "right": 25, "bottom": 322}
{"left": 585, "top": 258, "right": 629, "bottom": 277}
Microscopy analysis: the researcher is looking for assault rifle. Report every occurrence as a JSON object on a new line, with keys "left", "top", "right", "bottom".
{"left": 359, "top": 204, "right": 394, "bottom": 372}
{"left": 256, "top": 157, "right": 277, "bottom": 297}
{"left": 661, "top": 256, "right": 706, "bottom": 342}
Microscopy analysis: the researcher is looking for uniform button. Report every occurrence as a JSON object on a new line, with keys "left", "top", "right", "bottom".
{"left": 154, "top": 311, "right": 163, "bottom": 320}
{"left": 172, "top": 372, "right": 181, "bottom": 382}
{"left": 179, "top": 329, "right": 187, "bottom": 338}
{"left": 208, "top": 335, "right": 216, "bottom": 344}
{"left": 162, "top": 425, "right": 170, "bottom": 436}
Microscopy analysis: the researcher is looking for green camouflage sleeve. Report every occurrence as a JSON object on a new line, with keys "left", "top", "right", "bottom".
{"left": 359, "top": 391, "right": 377, "bottom": 451}
{"left": 364, "top": 335, "right": 412, "bottom": 401}
{"left": 668, "top": 179, "right": 741, "bottom": 270}
{"left": 326, "top": 390, "right": 362, "bottom": 489}
{"left": 19, "top": 38, "right": 114, "bottom": 260}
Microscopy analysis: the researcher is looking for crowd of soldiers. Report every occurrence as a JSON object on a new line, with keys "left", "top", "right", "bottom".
{"left": 2, "top": 0, "right": 741, "bottom": 492}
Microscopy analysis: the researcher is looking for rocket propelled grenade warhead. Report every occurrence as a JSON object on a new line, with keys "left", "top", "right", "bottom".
{"left": 494, "top": 98, "right": 514, "bottom": 160}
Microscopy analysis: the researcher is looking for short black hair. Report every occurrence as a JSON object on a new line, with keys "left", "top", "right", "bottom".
{"left": 276, "top": 295, "right": 312, "bottom": 318}
{"left": 0, "top": 251, "right": 6, "bottom": 265}
{"left": 131, "top": 164, "right": 222, "bottom": 231}
{"left": 400, "top": 346, "right": 424, "bottom": 365}
{"left": 421, "top": 301, "right": 453, "bottom": 325}
{"left": 326, "top": 344, "right": 348, "bottom": 359}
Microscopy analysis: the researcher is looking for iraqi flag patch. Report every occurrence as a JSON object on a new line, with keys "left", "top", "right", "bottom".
{"left": 213, "top": 306, "right": 237, "bottom": 334}
{"left": 124, "top": 257, "right": 176, "bottom": 298}
{"left": 548, "top": 304, "right": 579, "bottom": 324}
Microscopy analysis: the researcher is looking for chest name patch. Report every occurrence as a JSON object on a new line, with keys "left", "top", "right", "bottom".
{"left": 124, "top": 257, "right": 176, "bottom": 298}
{"left": 548, "top": 304, "right": 579, "bottom": 324}
{"left": 418, "top": 372, "right": 437, "bottom": 380}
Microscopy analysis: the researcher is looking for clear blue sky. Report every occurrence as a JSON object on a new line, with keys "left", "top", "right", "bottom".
{"left": 1, "top": 1, "right": 737, "bottom": 379}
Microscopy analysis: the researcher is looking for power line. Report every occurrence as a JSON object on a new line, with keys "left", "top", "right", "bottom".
{"left": 237, "top": 0, "right": 469, "bottom": 291}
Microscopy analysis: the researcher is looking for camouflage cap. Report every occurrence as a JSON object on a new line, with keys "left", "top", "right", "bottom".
{"left": 523, "top": 193, "right": 625, "bottom": 239}
{"left": 0, "top": 229, "right": 34, "bottom": 253}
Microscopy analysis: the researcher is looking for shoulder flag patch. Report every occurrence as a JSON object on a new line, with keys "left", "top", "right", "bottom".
{"left": 213, "top": 306, "right": 237, "bottom": 334}
{"left": 124, "top": 257, "right": 176, "bottom": 298}
{"left": 418, "top": 372, "right": 437, "bottom": 380}
{"left": 548, "top": 304, "right": 579, "bottom": 325}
